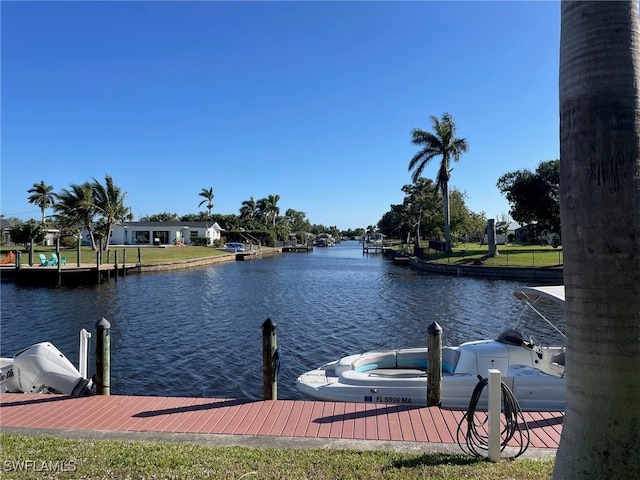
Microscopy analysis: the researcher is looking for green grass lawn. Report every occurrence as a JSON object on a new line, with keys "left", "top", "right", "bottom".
{"left": 0, "top": 433, "right": 554, "bottom": 480}
{"left": 412, "top": 243, "right": 563, "bottom": 268}
{"left": 1, "top": 245, "right": 233, "bottom": 266}
{"left": 1, "top": 242, "right": 562, "bottom": 268}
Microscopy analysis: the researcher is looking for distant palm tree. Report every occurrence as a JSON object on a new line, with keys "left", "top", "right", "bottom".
{"left": 258, "top": 194, "right": 280, "bottom": 227}
{"left": 91, "top": 175, "right": 128, "bottom": 251}
{"left": 408, "top": 113, "right": 468, "bottom": 253}
{"left": 55, "top": 182, "right": 98, "bottom": 250}
{"left": 27, "top": 181, "right": 56, "bottom": 223}
{"left": 198, "top": 187, "right": 215, "bottom": 229}
{"left": 240, "top": 197, "right": 258, "bottom": 220}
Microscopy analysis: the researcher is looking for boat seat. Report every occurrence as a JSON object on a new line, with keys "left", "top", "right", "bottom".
{"left": 442, "top": 347, "right": 460, "bottom": 374}
{"left": 396, "top": 351, "right": 427, "bottom": 369}
{"left": 352, "top": 352, "right": 397, "bottom": 372}
{"left": 551, "top": 351, "right": 566, "bottom": 367}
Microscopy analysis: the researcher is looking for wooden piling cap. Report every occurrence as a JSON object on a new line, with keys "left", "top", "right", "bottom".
{"left": 96, "top": 317, "right": 111, "bottom": 329}
{"left": 262, "top": 317, "right": 277, "bottom": 329}
{"left": 427, "top": 321, "right": 442, "bottom": 335}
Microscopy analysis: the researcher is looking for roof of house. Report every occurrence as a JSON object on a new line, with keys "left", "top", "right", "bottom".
{"left": 114, "top": 221, "right": 223, "bottom": 230}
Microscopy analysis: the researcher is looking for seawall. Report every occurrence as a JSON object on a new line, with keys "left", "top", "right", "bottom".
{"left": 409, "top": 258, "right": 563, "bottom": 283}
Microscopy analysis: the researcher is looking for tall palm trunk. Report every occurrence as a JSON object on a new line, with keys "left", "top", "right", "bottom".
{"left": 442, "top": 181, "right": 451, "bottom": 253}
{"left": 553, "top": 1, "right": 640, "bottom": 478}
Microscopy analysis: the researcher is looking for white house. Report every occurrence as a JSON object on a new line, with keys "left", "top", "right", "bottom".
{"left": 83, "top": 221, "right": 223, "bottom": 246}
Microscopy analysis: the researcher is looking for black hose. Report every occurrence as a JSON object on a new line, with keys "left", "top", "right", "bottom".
{"left": 456, "top": 375, "right": 530, "bottom": 460}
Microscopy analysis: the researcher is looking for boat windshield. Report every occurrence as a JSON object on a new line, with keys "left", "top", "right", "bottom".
{"left": 513, "top": 287, "right": 566, "bottom": 343}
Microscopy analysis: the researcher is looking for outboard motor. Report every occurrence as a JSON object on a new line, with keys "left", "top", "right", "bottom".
{"left": 7, "top": 342, "right": 92, "bottom": 395}
{"left": 0, "top": 361, "right": 17, "bottom": 392}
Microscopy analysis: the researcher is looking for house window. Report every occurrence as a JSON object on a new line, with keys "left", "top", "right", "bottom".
{"left": 190, "top": 231, "right": 198, "bottom": 239}
{"left": 153, "top": 231, "right": 169, "bottom": 245}
{"left": 135, "top": 231, "right": 150, "bottom": 244}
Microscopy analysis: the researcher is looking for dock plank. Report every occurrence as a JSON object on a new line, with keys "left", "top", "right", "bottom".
{"left": 0, "top": 393, "right": 563, "bottom": 452}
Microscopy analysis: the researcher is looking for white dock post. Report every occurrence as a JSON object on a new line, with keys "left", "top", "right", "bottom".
{"left": 79, "top": 328, "right": 92, "bottom": 379}
{"left": 488, "top": 369, "right": 502, "bottom": 462}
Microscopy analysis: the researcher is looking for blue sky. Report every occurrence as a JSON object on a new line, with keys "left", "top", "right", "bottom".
{"left": 1, "top": 0, "right": 560, "bottom": 230}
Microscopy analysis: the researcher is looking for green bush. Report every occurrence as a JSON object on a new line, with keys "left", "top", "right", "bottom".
{"left": 191, "top": 236, "right": 209, "bottom": 246}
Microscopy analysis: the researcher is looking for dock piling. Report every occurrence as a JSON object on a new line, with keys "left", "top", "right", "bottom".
{"left": 427, "top": 321, "right": 443, "bottom": 406}
{"left": 95, "top": 317, "right": 111, "bottom": 395}
{"left": 56, "top": 237, "right": 62, "bottom": 287}
{"left": 96, "top": 251, "right": 101, "bottom": 284}
{"left": 262, "top": 317, "right": 278, "bottom": 400}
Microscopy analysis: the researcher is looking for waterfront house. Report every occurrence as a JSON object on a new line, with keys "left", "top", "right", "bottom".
{"left": 1, "top": 219, "right": 60, "bottom": 247}
{"left": 83, "top": 221, "right": 223, "bottom": 246}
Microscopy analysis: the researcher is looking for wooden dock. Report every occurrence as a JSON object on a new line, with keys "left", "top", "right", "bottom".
{"left": 0, "top": 393, "right": 563, "bottom": 454}
{"left": 1, "top": 263, "right": 138, "bottom": 287}
{"left": 282, "top": 245, "right": 313, "bottom": 252}
{"left": 363, "top": 245, "right": 394, "bottom": 255}
{"left": 392, "top": 255, "right": 412, "bottom": 266}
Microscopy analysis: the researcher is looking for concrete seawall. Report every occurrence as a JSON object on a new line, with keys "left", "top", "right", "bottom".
{"left": 136, "top": 254, "right": 236, "bottom": 272}
{"left": 136, "top": 247, "right": 283, "bottom": 272}
{"left": 410, "top": 258, "right": 563, "bottom": 283}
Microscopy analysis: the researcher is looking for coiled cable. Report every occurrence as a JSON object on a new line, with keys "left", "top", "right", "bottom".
{"left": 456, "top": 375, "right": 530, "bottom": 460}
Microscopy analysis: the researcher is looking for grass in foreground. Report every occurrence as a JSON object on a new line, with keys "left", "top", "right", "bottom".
{"left": 0, "top": 433, "right": 553, "bottom": 480}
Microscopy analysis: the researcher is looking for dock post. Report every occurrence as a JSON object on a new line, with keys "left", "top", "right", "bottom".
{"left": 487, "top": 369, "right": 502, "bottom": 462}
{"left": 56, "top": 237, "right": 62, "bottom": 287}
{"left": 427, "top": 321, "right": 443, "bottom": 406}
{"left": 76, "top": 237, "right": 81, "bottom": 267}
{"left": 122, "top": 249, "right": 127, "bottom": 276}
{"left": 95, "top": 317, "right": 111, "bottom": 395}
{"left": 114, "top": 250, "right": 118, "bottom": 282}
{"left": 96, "top": 251, "right": 101, "bottom": 284}
{"left": 16, "top": 251, "right": 21, "bottom": 270}
{"left": 262, "top": 317, "right": 278, "bottom": 400}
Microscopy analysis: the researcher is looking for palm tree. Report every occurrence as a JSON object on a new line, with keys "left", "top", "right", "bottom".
{"left": 408, "top": 112, "right": 468, "bottom": 253}
{"left": 553, "top": 2, "right": 640, "bottom": 478}
{"left": 240, "top": 197, "right": 257, "bottom": 219}
{"left": 198, "top": 187, "right": 215, "bottom": 229}
{"left": 257, "top": 194, "right": 280, "bottom": 227}
{"left": 55, "top": 182, "right": 98, "bottom": 250}
{"left": 27, "top": 181, "right": 56, "bottom": 223}
{"left": 91, "top": 175, "right": 128, "bottom": 251}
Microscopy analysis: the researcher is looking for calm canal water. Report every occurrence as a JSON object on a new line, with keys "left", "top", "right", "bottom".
{"left": 1, "top": 241, "right": 548, "bottom": 401}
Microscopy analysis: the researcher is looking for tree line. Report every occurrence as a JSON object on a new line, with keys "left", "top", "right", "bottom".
{"left": 7, "top": 116, "right": 560, "bottom": 251}
{"left": 7, "top": 176, "right": 356, "bottom": 250}
{"left": 375, "top": 112, "right": 560, "bottom": 250}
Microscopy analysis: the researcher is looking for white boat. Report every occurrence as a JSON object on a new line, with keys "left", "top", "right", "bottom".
{"left": 223, "top": 242, "right": 246, "bottom": 253}
{"left": 0, "top": 331, "right": 93, "bottom": 395}
{"left": 296, "top": 285, "right": 566, "bottom": 411}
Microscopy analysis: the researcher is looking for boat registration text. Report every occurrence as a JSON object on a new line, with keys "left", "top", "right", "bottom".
{"left": 369, "top": 395, "right": 413, "bottom": 405}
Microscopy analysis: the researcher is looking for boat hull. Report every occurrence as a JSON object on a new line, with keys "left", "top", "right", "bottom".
{"left": 296, "top": 286, "right": 567, "bottom": 411}
{"left": 296, "top": 344, "right": 566, "bottom": 411}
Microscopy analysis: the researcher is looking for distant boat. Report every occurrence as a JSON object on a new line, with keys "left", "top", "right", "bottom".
{"left": 296, "top": 286, "right": 567, "bottom": 411}
{"left": 314, "top": 233, "right": 335, "bottom": 247}
{"left": 223, "top": 242, "right": 246, "bottom": 253}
